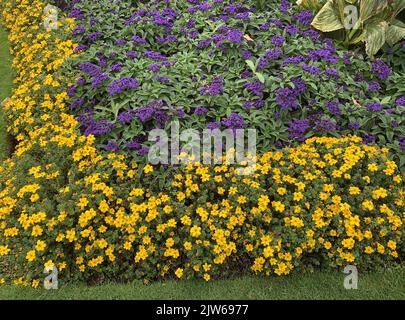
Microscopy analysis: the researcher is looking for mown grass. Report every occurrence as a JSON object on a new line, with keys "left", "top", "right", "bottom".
{"left": 0, "top": 25, "right": 13, "bottom": 161}
{"left": 1, "top": 268, "right": 404, "bottom": 300}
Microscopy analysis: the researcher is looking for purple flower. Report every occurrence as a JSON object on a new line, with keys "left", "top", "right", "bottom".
{"left": 325, "top": 68, "right": 340, "bottom": 79}
{"left": 221, "top": 112, "right": 246, "bottom": 130}
{"left": 372, "top": 60, "right": 391, "bottom": 80}
{"left": 368, "top": 81, "right": 381, "bottom": 92}
{"left": 257, "top": 58, "right": 269, "bottom": 70}
{"left": 285, "top": 25, "right": 299, "bottom": 36}
{"left": 70, "top": 97, "right": 84, "bottom": 109}
{"left": 302, "top": 64, "right": 320, "bottom": 75}
{"left": 67, "top": 85, "right": 76, "bottom": 97}
{"left": 110, "top": 64, "right": 123, "bottom": 73}
{"left": 115, "top": 39, "right": 127, "bottom": 46}
{"left": 260, "top": 23, "right": 270, "bottom": 31}
{"left": 138, "top": 147, "right": 150, "bottom": 156}
{"left": 349, "top": 122, "right": 360, "bottom": 130}
{"left": 207, "top": 121, "right": 221, "bottom": 130}
{"left": 200, "top": 77, "right": 224, "bottom": 96}
{"left": 126, "top": 140, "right": 141, "bottom": 150}
{"left": 265, "top": 48, "right": 283, "bottom": 60}
{"left": 155, "top": 75, "right": 169, "bottom": 83}
{"left": 343, "top": 54, "right": 352, "bottom": 65}
{"left": 326, "top": 101, "right": 341, "bottom": 115}
{"left": 293, "top": 10, "right": 313, "bottom": 25}
{"left": 276, "top": 87, "right": 298, "bottom": 110}
{"left": 72, "top": 25, "right": 86, "bottom": 36}
{"left": 244, "top": 80, "right": 264, "bottom": 96}
{"left": 127, "top": 51, "right": 139, "bottom": 59}
{"left": 175, "top": 108, "right": 186, "bottom": 118}
{"left": 132, "top": 35, "right": 147, "bottom": 44}
{"left": 242, "top": 50, "right": 253, "bottom": 59}
{"left": 226, "top": 29, "right": 244, "bottom": 44}
{"left": 84, "top": 120, "right": 114, "bottom": 136}
{"left": 361, "top": 134, "right": 376, "bottom": 144}
{"left": 143, "top": 51, "right": 166, "bottom": 61}
{"left": 395, "top": 96, "right": 405, "bottom": 106}
{"left": 92, "top": 74, "right": 109, "bottom": 88}
{"left": 288, "top": 119, "right": 310, "bottom": 141}
{"left": 194, "top": 106, "right": 209, "bottom": 116}
{"left": 303, "top": 30, "right": 320, "bottom": 41}
{"left": 118, "top": 111, "right": 135, "bottom": 124}
{"left": 85, "top": 32, "right": 103, "bottom": 42}
{"left": 314, "top": 119, "right": 337, "bottom": 132}
{"left": 106, "top": 141, "right": 119, "bottom": 152}
{"left": 271, "top": 35, "right": 285, "bottom": 47}
{"left": 244, "top": 100, "right": 265, "bottom": 110}
{"left": 292, "top": 77, "right": 306, "bottom": 95}
{"left": 148, "top": 64, "right": 161, "bottom": 72}
{"left": 77, "top": 77, "right": 86, "bottom": 86}
{"left": 366, "top": 103, "right": 384, "bottom": 112}
{"left": 107, "top": 77, "right": 139, "bottom": 95}
{"left": 74, "top": 44, "right": 88, "bottom": 53}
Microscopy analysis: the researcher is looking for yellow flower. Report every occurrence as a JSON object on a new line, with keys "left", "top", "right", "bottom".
{"left": 26, "top": 250, "right": 36, "bottom": 262}
{"left": 293, "top": 192, "right": 303, "bottom": 202}
{"left": 349, "top": 187, "right": 361, "bottom": 195}
{"left": 184, "top": 242, "right": 192, "bottom": 250}
{"left": 190, "top": 225, "right": 202, "bottom": 238}
{"left": 166, "top": 238, "right": 175, "bottom": 248}
{"left": 362, "top": 200, "right": 374, "bottom": 211}
{"left": 0, "top": 245, "right": 11, "bottom": 256}
{"left": 272, "top": 201, "right": 285, "bottom": 213}
{"left": 143, "top": 164, "right": 153, "bottom": 174}
{"left": 364, "top": 246, "right": 374, "bottom": 254}
{"left": 203, "top": 273, "right": 211, "bottom": 281}
{"left": 324, "top": 242, "right": 332, "bottom": 250}
{"left": 32, "top": 279, "right": 40, "bottom": 289}
{"left": 277, "top": 187, "right": 286, "bottom": 196}
{"left": 372, "top": 188, "right": 387, "bottom": 200}
{"left": 342, "top": 238, "right": 355, "bottom": 249}
{"left": 31, "top": 225, "right": 43, "bottom": 237}
{"left": 387, "top": 240, "right": 396, "bottom": 250}
{"left": 177, "top": 192, "right": 186, "bottom": 201}
{"left": 175, "top": 268, "right": 183, "bottom": 278}
{"left": 367, "top": 163, "right": 378, "bottom": 172}
{"left": 35, "top": 240, "right": 46, "bottom": 252}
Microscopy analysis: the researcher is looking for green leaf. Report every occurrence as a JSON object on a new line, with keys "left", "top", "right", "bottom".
{"left": 255, "top": 72, "right": 265, "bottom": 84}
{"left": 386, "top": 24, "right": 405, "bottom": 45}
{"left": 392, "top": 0, "right": 405, "bottom": 16}
{"left": 365, "top": 21, "right": 388, "bottom": 57}
{"left": 246, "top": 60, "right": 256, "bottom": 72}
{"left": 311, "top": 0, "right": 345, "bottom": 33}
{"left": 359, "top": 0, "right": 388, "bottom": 22}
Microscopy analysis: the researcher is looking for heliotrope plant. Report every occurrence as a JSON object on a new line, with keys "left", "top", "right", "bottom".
{"left": 65, "top": 0, "right": 404, "bottom": 165}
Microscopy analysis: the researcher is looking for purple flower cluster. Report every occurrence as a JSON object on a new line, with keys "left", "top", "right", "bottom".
{"left": 221, "top": 112, "right": 246, "bottom": 131}
{"left": 200, "top": 77, "right": 224, "bottom": 96}
{"left": 372, "top": 60, "right": 391, "bottom": 80}
{"left": 107, "top": 77, "right": 140, "bottom": 96}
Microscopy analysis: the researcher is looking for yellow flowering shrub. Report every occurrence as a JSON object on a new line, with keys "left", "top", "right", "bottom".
{"left": 0, "top": 1, "right": 403, "bottom": 287}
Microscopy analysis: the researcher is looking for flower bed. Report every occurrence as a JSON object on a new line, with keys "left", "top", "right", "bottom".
{"left": 0, "top": 0, "right": 403, "bottom": 288}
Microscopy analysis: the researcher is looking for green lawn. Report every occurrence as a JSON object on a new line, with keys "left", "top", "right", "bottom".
{"left": 0, "top": 25, "right": 13, "bottom": 161}
{"left": 1, "top": 268, "right": 404, "bottom": 300}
